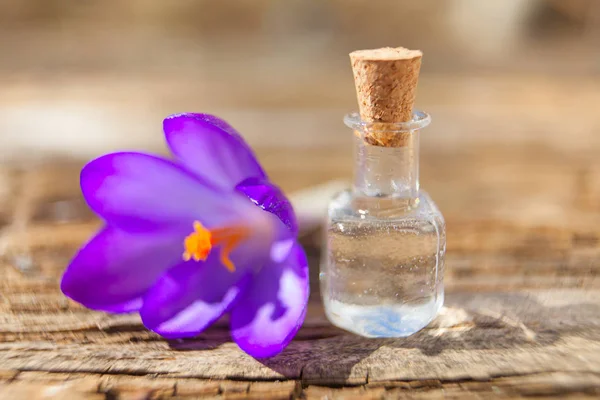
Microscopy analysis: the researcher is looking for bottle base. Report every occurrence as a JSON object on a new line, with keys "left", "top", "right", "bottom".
{"left": 324, "top": 296, "right": 443, "bottom": 338}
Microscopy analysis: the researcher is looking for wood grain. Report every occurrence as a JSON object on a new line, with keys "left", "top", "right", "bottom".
{"left": 1, "top": 73, "right": 600, "bottom": 398}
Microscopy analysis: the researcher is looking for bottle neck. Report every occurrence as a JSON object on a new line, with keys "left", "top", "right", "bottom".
{"left": 353, "top": 130, "right": 420, "bottom": 199}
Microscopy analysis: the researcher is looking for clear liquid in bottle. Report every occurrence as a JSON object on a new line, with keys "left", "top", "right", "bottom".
{"left": 321, "top": 190, "right": 445, "bottom": 337}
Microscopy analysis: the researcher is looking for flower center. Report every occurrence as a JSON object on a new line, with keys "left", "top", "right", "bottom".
{"left": 183, "top": 221, "right": 249, "bottom": 272}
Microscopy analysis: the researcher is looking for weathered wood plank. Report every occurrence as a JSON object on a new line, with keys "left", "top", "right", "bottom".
{"left": 0, "top": 160, "right": 599, "bottom": 397}
{"left": 1, "top": 372, "right": 598, "bottom": 399}
{"left": 0, "top": 376, "right": 102, "bottom": 400}
{"left": 0, "top": 290, "right": 599, "bottom": 386}
{"left": 1, "top": 73, "right": 600, "bottom": 397}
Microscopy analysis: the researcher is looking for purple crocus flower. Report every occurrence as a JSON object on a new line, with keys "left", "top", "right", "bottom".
{"left": 61, "top": 113, "right": 309, "bottom": 358}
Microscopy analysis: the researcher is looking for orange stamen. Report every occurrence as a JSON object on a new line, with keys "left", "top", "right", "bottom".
{"left": 182, "top": 221, "right": 249, "bottom": 272}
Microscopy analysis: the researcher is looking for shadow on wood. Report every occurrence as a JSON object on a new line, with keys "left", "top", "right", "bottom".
{"left": 142, "top": 291, "right": 600, "bottom": 387}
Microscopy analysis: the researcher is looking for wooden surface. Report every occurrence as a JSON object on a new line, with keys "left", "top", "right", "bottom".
{"left": 1, "top": 73, "right": 600, "bottom": 398}
{"left": 0, "top": 2, "right": 599, "bottom": 397}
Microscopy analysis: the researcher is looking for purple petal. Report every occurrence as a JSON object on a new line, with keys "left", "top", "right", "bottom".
{"left": 164, "top": 113, "right": 266, "bottom": 190}
{"left": 230, "top": 242, "right": 309, "bottom": 358}
{"left": 140, "top": 260, "right": 248, "bottom": 339}
{"left": 83, "top": 297, "right": 144, "bottom": 314}
{"left": 236, "top": 177, "right": 298, "bottom": 237}
{"left": 140, "top": 238, "right": 269, "bottom": 338}
{"left": 61, "top": 226, "right": 182, "bottom": 312}
{"left": 81, "top": 152, "right": 259, "bottom": 232}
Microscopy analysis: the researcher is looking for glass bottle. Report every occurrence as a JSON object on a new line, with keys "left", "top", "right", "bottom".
{"left": 320, "top": 110, "right": 445, "bottom": 337}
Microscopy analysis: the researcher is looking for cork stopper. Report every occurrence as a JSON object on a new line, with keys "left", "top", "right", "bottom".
{"left": 350, "top": 47, "right": 422, "bottom": 147}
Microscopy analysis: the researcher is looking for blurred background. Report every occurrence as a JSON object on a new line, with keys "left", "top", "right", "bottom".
{"left": 0, "top": 0, "right": 599, "bottom": 290}
{"left": 0, "top": 0, "right": 598, "bottom": 161}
